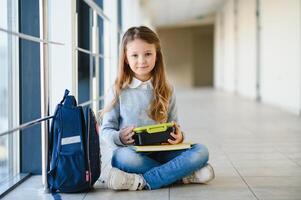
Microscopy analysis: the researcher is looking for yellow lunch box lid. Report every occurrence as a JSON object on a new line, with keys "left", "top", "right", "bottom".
{"left": 133, "top": 122, "right": 175, "bottom": 134}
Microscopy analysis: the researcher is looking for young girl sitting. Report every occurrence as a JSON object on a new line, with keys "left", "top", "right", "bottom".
{"left": 100, "top": 26, "right": 215, "bottom": 190}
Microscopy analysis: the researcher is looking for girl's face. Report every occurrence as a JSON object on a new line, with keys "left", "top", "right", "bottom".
{"left": 126, "top": 39, "right": 157, "bottom": 81}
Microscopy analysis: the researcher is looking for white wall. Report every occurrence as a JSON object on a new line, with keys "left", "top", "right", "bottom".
{"left": 260, "top": 0, "right": 301, "bottom": 114}
{"left": 193, "top": 27, "right": 214, "bottom": 87}
{"left": 214, "top": 0, "right": 301, "bottom": 115}
{"left": 214, "top": 11, "right": 224, "bottom": 89}
{"left": 236, "top": 0, "right": 257, "bottom": 99}
{"left": 122, "top": 0, "right": 153, "bottom": 32}
{"left": 222, "top": 0, "right": 236, "bottom": 92}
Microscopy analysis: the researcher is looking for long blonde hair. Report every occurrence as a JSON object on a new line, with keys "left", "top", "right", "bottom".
{"left": 101, "top": 26, "right": 172, "bottom": 123}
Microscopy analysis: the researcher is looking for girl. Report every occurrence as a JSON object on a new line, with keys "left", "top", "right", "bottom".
{"left": 100, "top": 26, "right": 214, "bottom": 190}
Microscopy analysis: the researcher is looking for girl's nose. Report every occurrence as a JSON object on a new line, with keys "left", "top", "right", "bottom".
{"left": 138, "top": 56, "right": 146, "bottom": 64}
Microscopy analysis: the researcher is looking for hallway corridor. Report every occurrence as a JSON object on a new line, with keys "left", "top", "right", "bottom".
{"left": 3, "top": 88, "right": 301, "bottom": 200}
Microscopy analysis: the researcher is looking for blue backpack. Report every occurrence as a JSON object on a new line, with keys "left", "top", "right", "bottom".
{"left": 47, "top": 89, "right": 101, "bottom": 193}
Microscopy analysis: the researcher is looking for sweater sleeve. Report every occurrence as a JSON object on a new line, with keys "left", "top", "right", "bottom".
{"left": 167, "top": 86, "right": 179, "bottom": 123}
{"left": 100, "top": 87, "right": 124, "bottom": 146}
{"left": 168, "top": 86, "right": 185, "bottom": 142}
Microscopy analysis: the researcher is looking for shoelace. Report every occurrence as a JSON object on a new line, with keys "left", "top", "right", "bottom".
{"left": 185, "top": 172, "right": 195, "bottom": 180}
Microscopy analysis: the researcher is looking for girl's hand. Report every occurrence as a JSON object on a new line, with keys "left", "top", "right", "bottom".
{"left": 167, "top": 123, "right": 183, "bottom": 144}
{"left": 119, "top": 125, "right": 135, "bottom": 145}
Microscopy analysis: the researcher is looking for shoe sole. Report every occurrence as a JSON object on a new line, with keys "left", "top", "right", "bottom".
{"left": 205, "top": 164, "right": 215, "bottom": 183}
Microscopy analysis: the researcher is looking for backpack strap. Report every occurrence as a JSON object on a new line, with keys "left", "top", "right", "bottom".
{"left": 48, "top": 89, "right": 69, "bottom": 176}
{"left": 60, "top": 89, "right": 70, "bottom": 104}
{"left": 49, "top": 89, "right": 69, "bottom": 165}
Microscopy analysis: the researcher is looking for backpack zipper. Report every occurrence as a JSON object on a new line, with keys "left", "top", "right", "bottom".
{"left": 86, "top": 110, "right": 92, "bottom": 187}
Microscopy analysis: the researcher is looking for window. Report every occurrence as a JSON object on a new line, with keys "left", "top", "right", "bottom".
{"left": 77, "top": 0, "right": 104, "bottom": 111}
{"left": 0, "top": 0, "right": 120, "bottom": 195}
{"left": 0, "top": 0, "right": 20, "bottom": 193}
{"left": 0, "top": 0, "right": 10, "bottom": 182}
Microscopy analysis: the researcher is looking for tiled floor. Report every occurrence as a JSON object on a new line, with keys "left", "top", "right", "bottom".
{"left": 3, "top": 88, "right": 301, "bottom": 200}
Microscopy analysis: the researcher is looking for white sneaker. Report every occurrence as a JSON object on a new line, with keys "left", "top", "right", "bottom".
{"left": 107, "top": 167, "right": 146, "bottom": 190}
{"left": 95, "top": 178, "right": 108, "bottom": 189}
{"left": 182, "top": 163, "right": 215, "bottom": 184}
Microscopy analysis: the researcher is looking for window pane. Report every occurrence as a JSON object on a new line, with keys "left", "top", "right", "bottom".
{"left": 0, "top": 0, "right": 9, "bottom": 182}
{"left": 98, "top": 14, "right": 104, "bottom": 109}
{"left": 77, "top": 1, "right": 92, "bottom": 104}
{"left": 77, "top": 0, "right": 105, "bottom": 111}
{"left": 0, "top": 0, "right": 20, "bottom": 189}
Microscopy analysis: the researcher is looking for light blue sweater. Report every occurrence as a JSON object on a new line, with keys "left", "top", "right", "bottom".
{"left": 101, "top": 78, "right": 178, "bottom": 147}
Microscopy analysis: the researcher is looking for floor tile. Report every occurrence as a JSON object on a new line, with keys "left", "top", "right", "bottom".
{"left": 170, "top": 184, "right": 257, "bottom": 200}
{"left": 245, "top": 177, "right": 301, "bottom": 200}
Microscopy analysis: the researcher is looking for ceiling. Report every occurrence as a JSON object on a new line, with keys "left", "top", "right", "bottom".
{"left": 141, "top": 0, "right": 225, "bottom": 28}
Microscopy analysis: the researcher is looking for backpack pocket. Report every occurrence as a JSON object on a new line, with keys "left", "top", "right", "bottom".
{"left": 54, "top": 151, "right": 88, "bottom": 192}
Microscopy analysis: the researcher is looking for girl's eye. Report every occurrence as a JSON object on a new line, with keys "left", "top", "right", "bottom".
{"left": 145, "top": 52, "right": 152, "bottom": 56}
{"left": 131, "top": 54, "right": 138, "bottom": 58}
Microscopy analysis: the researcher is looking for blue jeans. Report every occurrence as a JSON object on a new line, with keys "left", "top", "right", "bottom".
{"left": 111, "top": 143, "right": 209, "bottom": 189}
